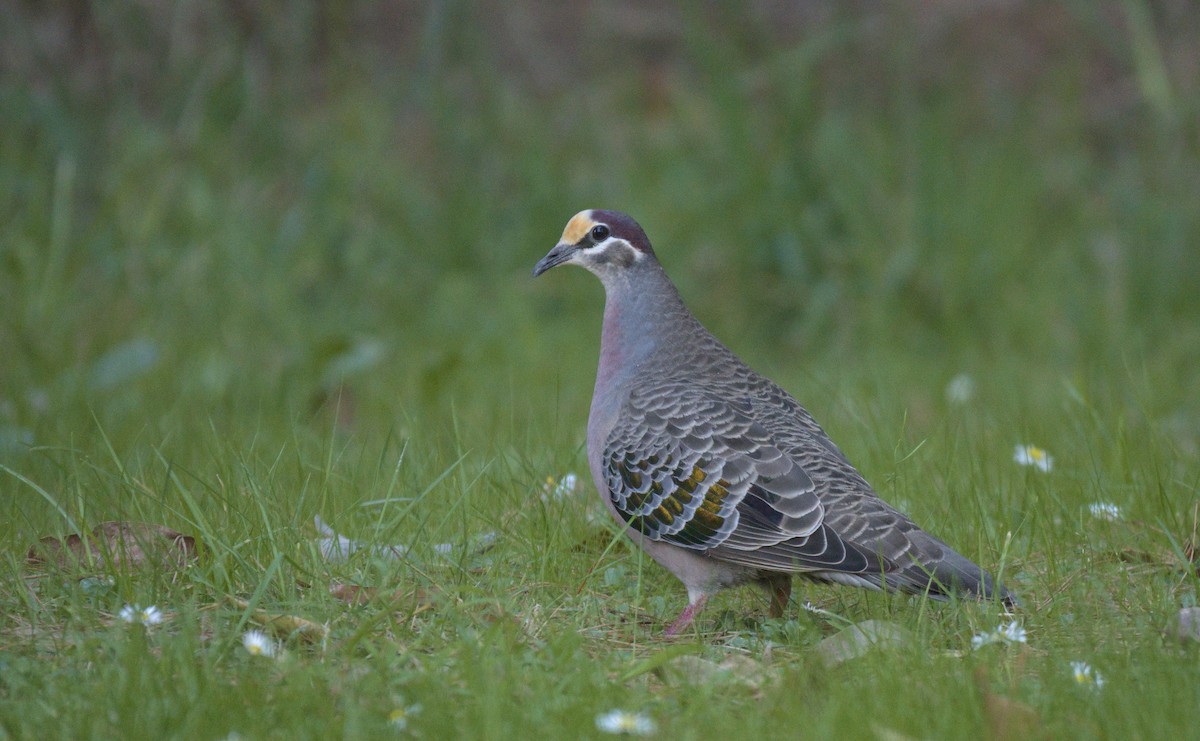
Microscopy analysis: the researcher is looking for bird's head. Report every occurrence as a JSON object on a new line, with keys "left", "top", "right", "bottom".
{"left": 532, "top": 209, "right": 655, "bottom": 279}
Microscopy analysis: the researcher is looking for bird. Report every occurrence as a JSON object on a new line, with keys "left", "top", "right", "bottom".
{"left": 533, "top": 209, "right": 1017, "bottom": 635}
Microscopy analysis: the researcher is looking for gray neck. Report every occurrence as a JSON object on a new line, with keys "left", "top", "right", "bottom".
{"left": 594, "top": 260, "right": 694, "bottom": 392}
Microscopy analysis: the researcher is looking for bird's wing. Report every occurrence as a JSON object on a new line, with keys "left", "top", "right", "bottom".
{"left": 602, "top": 381, "right": 885, "bottom": 575}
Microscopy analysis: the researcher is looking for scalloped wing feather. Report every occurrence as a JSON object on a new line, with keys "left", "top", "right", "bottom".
{"left": 603, "top": 385, "right": 884, "bottom": 574}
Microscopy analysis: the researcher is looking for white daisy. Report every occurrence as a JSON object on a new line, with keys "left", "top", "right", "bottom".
{"left": 971, "top": 620, "right": 1027, "bottom": 649}
{"left": 1088, "top": 502, "right": 1121, "bottom": 521}
{"left": 241, "top": 630, "right": 277, "bottom": 658}
{"left": 1013, "top": 444, "right": 1053, "bottom": 472}
{"left": 118, "top": 604, "right": 164, "bottom": 626}
{"left": 388, "top": 699, "right": 422, "bottom": 730}
{"left": 1070, "top": 660, "right": 1105, "bottom": 689}
{"left": 542, "top": 472, "right": 580, "bottom": 500}
{"left": 596, "top": 709, "right": 656, "bottom": 736}
{"left": 945, "top": 374, "right": 976, "bottom": 404}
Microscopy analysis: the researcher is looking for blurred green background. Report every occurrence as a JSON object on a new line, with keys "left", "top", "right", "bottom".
{"left": 3, "top": 3, "right": 1200, "bottom": 738}
{"left": 1, "top": 0, "right": 1198, "bottom": 523}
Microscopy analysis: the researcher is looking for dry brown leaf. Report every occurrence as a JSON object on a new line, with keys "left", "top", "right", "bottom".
{"left": 974, "top": 666, "right": 1041, "bottom": 741}
{"left": 1113, "top": 545, "right": 1184, "bottom": 568}
{"left": 329, "top": 582, "right": 378, "bottom": 605}
{"left": 327, "top": 583, "right": 440, "bottom": 615}
{"left": 27, "top": 521, "right": 199, "bottom": 570}
{"left": 982, "top": 692, "right": 1039, "bottom": 741}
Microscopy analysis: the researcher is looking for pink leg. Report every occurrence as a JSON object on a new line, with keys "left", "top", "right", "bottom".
{"left": 664, "top": 594, "right": 710, "bottom": 636}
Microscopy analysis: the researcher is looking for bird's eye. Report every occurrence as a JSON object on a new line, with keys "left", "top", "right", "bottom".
{"left": 590, "top": 224, "right": 610, "bottom": 242}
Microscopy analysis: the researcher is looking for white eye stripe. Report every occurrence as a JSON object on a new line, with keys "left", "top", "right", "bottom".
{"left": 582, "top": 240, "right": 644, "bottom": 268}
{"left": 583, "top": 237, "right": 621, "bottom": 251}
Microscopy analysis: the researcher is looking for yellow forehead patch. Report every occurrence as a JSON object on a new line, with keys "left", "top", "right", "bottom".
{"left": 560, "top": 211, "right": 595, "bottom": 245}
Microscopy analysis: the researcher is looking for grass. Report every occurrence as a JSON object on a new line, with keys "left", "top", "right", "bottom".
{"left": 2, "top": 2, "right": 1200, "bottom": 738}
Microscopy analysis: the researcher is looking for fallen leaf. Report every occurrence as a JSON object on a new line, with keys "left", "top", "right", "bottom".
{"left": 974, "top": 666, "right": 1041, "bottom": 741}
{"left": 326, "top": 582, "right": 439, "bottom": 613}
{"left": 329, "top": 582, "right": 378, "bottom": 606}
{"left": 814, "top": 620, "right": 912, "bottom": 668}
{"left": 27, "top": 521, "right": 198, "bottom": 570}
{"left": 982, "top": 692, "right": 1038, "bottom": 741}
{"left": 1115, "top": 547, "right": 1160, "bottom": 564}
{"left": 669, "top": 653, "right": 776, "bottom": 691}
{"left": 618, "top": 643, "right": 705, "bottom": 681}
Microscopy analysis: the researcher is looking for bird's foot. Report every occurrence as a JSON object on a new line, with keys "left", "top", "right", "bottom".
{"left": 664, "top": 594, "right": 710, "bottom": 636}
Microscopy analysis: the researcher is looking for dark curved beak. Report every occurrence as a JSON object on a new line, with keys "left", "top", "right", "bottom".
{"left": 532, "top": 243, "right": 577, "bottom": 277}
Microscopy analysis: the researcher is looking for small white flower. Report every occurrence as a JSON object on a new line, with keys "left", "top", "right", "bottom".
{"left": 558, "top": 472, "right": 579, "bottom": 496}
{"left": 1088, "top": 502, "right": 1121, "bottom": 521}
{"left": 1070, "top": 661, "right": 1105, "bottom": 689}
{"left": 971, "top": 620, "right": 1027, "bottom": 649}
{"left": 596, "top": 710, "right": 656, "bottom": 736}
{"left": 388, "top": 699, "right": 422, "bottom": 730}
{"left": 1014, "top": 444, "right": 1053, "bottom": 472}
{"left": 118, "top": 604, "right": 164, "bottom": 626}
{"left": 945, "top": 374, "right": 976, "bottom": 403}
{"left": 241, "top": 630, "right": 277, "bottom": 658}
{"left": 543, "top": 472, "right": 580, "bottom": 500}
{"left": 998, "top": 620, "right": 1027, "bottom": 643}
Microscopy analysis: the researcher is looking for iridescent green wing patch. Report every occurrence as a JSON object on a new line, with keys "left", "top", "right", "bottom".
{"left": 605, "top": 450, "right": 741, "bottom": 549}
